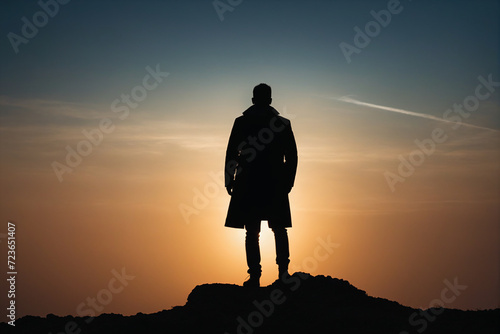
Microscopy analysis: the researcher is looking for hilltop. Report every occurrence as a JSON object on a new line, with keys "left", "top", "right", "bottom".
{"left": 2, "top": 273, "right": 498, "bottom": 333}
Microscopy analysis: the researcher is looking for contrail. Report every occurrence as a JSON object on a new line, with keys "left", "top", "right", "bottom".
{"left": 331, "top": 95, "right": 498, "bottom": 132}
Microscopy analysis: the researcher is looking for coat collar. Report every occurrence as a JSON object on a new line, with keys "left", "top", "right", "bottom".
{"left": 242, "top": 105, "right": 279, "bottom": 117}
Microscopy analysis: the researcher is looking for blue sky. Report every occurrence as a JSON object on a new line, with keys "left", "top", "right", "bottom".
{"left": 2, "top": 0, "right": 498, "bottom": 109}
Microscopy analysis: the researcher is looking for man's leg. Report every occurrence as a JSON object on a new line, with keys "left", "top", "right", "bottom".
{"left": 272, "top": 226, "right": 290, "bottom": 279}
{"left": 245, "top": 220, "right": 262, "bottom": 284}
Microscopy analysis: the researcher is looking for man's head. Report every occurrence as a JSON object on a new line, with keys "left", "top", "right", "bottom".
{"left": 252, "top": 83, "right": 272, "bottom": 106}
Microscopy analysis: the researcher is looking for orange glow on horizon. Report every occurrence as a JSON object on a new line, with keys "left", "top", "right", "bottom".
{"left": 0, "top": 96, "right": 498, "bottom": 318}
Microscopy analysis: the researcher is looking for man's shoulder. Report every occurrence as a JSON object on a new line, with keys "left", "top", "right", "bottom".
{"left": 233, "top": 115, "right": 246, "bottom": 126}
{"left": 276, "top": 115, "right": 291, "bottom": 126}
{"left": 234, "top": 114, "right": 292, "bottom": 125}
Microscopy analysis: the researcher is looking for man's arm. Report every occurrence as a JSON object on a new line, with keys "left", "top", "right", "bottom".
{"left": 224, "top": 119, "right": 240, "bottom": 195}
{"left": 284, "top": 122, "right": 298, "bottom": 193}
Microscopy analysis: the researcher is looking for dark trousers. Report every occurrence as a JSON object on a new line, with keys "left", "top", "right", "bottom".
{"left": 245, "top": 220, "right": 290, "bottom": 276}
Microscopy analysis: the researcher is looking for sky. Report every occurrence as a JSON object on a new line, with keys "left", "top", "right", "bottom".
{"left": 0, "top": 0, "right": 499, "bottom": 321}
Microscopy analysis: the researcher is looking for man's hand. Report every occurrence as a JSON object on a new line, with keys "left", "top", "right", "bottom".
{"left": 226, "top": 179, "right": 234, "bottom": 196}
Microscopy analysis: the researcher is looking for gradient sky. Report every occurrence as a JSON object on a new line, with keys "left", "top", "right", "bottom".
{"left": 1, "top": 0, "right": 499, "bottom": 319}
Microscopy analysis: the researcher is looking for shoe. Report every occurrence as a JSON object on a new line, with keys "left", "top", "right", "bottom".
{"left": 243, "top": 275, "right": 260, "bottom": 288}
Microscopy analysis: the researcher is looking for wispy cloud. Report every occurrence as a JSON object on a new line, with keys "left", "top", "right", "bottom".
{"left": 0, "top": 95, "right": 105, "bottom": 122}
{"left": 327, "top": 95, "right": 498, "bottom": 132}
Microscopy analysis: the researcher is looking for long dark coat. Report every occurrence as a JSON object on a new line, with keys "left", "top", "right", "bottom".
{"left": 224, "top": 105, "right": 298, "bottom": 229}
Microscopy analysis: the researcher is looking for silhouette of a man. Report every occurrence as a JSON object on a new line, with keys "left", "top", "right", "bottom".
{"left": 224, "top": 83, "right": 298, "bottom": 287}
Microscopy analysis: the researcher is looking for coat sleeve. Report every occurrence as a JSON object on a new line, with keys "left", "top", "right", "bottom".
{"left": 284, "top": 122, "right": 298, "bottom": 190}
{"left": 224, "top": 118, "right": 240, "bottom": 188}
